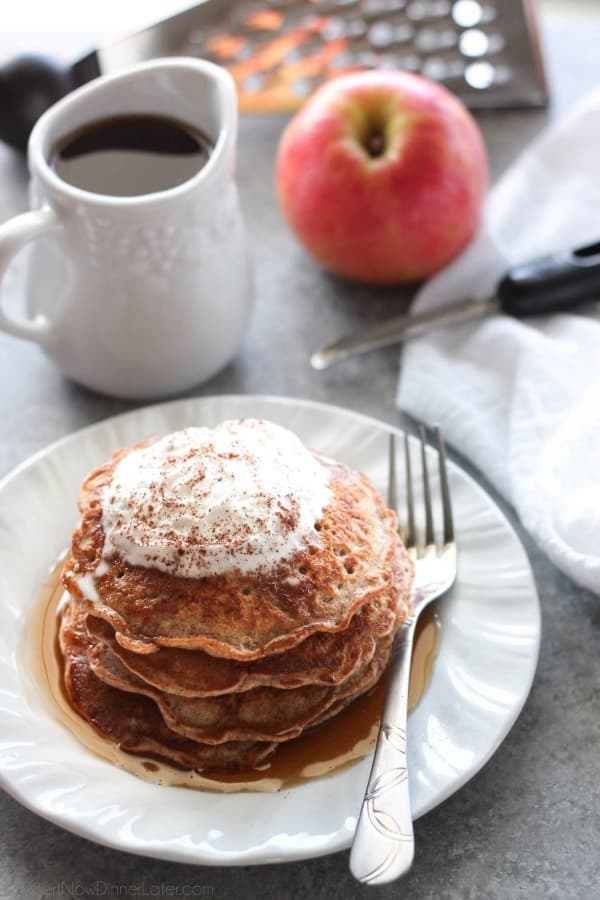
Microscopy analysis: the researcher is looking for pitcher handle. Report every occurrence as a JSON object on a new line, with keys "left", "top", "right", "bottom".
{"left": 0, "top": 205, "right": 59, "bottom": 341}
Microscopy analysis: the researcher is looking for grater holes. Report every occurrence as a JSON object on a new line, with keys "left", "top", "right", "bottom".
{"left": 362, "top": 0, "right": 405, "bottom": 13}
{"left": 368, "top": 21, "right": 395, "bottom": 47}
{"left": 328, "top": 50, "right": 356, "bottom": 70}
{"left": 291, "top": 77, "right": 320, "bottom": 98}
{"left": 407, "top": 0, "right": 451, "bottom": 21}
{"left": 421, "top": 56, "right": 451, "bottom": 79}
{"left": 459, "top": 28, "right": 489, "bottom": 56}
{"left": 243, "top": 72, "right": 266, "bottom": 93}
{"left": 368, "top": 21, "right": 414, "bottom": 48}
{"left": 393, "top": 52, "right": 421, "bottom": 71}
{"left": 451, "top": 0, "right": 482, "bottom": 27}
{"left": 416, "top": 26, "right": 457, "bottom": 51}
{"left": 478, "top": 4, "right": 497, "bottom": 23}
{"left": 322, "top": 16, "right": 348, "bottom": 40}
{"left": 464, "top": 59, "right": 495, "bottom": 88}
{"left": 492, "top": 62, "right": 513, "bottom": 84}
{"left": 190, "top": 0, "right": 529, "bottom": 109}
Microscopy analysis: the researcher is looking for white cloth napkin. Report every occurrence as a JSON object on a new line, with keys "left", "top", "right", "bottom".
{"left": 397, "top": 88, "right": 600, "bottom": 596}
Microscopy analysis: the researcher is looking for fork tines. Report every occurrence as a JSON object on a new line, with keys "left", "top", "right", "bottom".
{"left": 388, "top": 426, "right": 454, "bottom": 555}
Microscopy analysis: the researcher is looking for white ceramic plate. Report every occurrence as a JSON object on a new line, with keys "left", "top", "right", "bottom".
{"left": 0, "top": 395, "right": 540, "bottom": 866}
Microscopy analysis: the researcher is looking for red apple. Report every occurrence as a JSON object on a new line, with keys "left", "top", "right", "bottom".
{"left": 275, "top": 70, "right": 488, "bottom": 284}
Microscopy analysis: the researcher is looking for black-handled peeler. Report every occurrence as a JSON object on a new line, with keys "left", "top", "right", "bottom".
{"left": 311, "top": 240, "right": 600, "bottom": 369}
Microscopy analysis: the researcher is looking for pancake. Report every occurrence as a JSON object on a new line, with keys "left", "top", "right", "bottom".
{"left": 84, "top": 617, "right": 394, "bottom": 744}
{"left": 59, "top": 599, "right": 277, "bottom": 770}
{"left": 82, "top": 580, "right": 399, "bottom": 696}
{"left": 62, "top": 449, "right": 409, "bottom": 659}
{"left": 57, "top": 420, "right": 414, "bottom": 773}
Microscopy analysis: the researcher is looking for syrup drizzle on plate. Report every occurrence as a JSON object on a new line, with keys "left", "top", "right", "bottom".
{"left": 25, "top": 557, "right": 439, "bottom": 793}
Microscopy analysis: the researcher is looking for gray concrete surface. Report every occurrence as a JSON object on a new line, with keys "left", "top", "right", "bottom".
{"left": 0, "top": 11, "right": 599, "bottom": 900}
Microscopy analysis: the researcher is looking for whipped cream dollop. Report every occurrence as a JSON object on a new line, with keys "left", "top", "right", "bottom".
{"left": 100, "top": 419, "right": 332, "bottom": 578}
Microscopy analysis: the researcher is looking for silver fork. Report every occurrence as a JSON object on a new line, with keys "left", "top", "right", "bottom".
{"left": 349, "top": 425, "right": 457, "bottom": 886}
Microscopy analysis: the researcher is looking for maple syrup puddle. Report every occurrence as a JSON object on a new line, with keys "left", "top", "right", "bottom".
{"left": 24, "top": 557, "right": 440, "bottom": 793}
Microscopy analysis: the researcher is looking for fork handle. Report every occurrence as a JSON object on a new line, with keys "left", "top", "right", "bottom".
{"left": 349, "top": 617, "right": 416, "bottom": 885}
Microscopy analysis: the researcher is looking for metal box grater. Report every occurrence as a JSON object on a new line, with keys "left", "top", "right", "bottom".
{"left": 172, "top": 0, "right": 548, "bottom": 111}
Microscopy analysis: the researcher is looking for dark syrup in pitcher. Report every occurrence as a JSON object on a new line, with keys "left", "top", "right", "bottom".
{"left": 51, "top": 114, "right": 213, "bottom": 197}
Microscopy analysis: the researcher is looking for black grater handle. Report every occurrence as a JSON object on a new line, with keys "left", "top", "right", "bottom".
{"left": 0, "top": 51, "right": 101, "bottom": 153}
{"left": 0, "top": 54, "right": 77, "bottom": 152}
{"left": 498, "top": 240, "right": 600, "bottom": 317}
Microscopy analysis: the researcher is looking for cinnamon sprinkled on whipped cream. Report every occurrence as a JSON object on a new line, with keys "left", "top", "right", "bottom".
{"left": 100, "top": 419, "right": 332, "bottom": 578}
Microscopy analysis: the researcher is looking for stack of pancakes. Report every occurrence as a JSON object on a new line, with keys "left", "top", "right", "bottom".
{"left": 60, "top": 439, "right": 413, "bottom": 772}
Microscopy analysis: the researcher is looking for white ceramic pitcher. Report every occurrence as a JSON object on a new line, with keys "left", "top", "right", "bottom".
{"left": 0, "top": 58, "right": 254, "bottom": 399}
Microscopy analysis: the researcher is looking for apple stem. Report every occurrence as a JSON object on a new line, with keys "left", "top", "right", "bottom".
{"left": 366, "top": 132, "right": 385, "bottom": 158}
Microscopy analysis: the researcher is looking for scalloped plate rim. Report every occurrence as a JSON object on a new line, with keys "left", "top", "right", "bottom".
{"left": 0, "top": 393, "right": 541, "bottom": 866}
